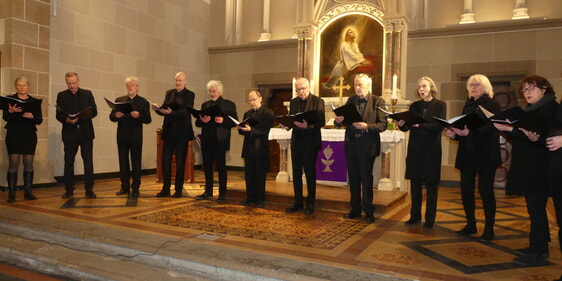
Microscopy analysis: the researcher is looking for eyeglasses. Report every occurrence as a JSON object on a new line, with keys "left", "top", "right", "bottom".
{"left": 248, "top": 98, "right": 259, "bottom": 102}
{"left": 521, "top": 85, "right": 538, "bottom": 93}
{"left": 296, "top": 87, "right": 308, "bottom": 91}
{"left": 469, "top": 83, "right": 481, "bottom": 88}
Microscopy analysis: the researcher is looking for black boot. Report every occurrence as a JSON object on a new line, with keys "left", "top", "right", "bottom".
{"left": 23, "top": 171, "right": 37, "bottom": 200}
{"left": 6, "top": 172, "right": 17, "bottom": 203}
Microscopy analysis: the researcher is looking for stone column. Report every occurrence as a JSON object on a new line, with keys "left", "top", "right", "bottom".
{"left": 512, "top": 0, "right": 529, "bottom": 19}
{"left": 294, "top": 25, "right": 314, "bottom": 80}
{"left": 294, "top": 0, "right": 315, "bottom": 80}
{"left": 383, "top": 18, "right": 406, "bottom": 103}
{"left": 459, "top": 0, "right": 475, "bottom": 24}
{"left": 258, "top": 0, "right": 271, "bottom": 41}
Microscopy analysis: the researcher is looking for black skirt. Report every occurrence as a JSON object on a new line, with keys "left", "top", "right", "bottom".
{"left": 5, "top": 130, "right": 37, "bottom": 154}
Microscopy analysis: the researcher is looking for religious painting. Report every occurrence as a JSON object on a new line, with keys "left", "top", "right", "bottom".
{"left": 319, "top": 15, "right": 383, "bottom": 99}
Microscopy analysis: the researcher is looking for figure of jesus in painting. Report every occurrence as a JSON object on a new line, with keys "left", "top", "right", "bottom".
{"left": 322, "top": 27, "right": 373, "bottom": 90}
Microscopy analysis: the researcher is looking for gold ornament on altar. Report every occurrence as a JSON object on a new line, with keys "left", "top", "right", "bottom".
{"left": 321, "top": 145, "right": 335, "bottom": 173}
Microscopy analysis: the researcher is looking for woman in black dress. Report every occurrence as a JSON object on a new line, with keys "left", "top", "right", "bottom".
{"left": 3, "top": 77, "right": 43, "bottom": 203}
{"left": 496, "top": 75, "right": 558, "bottom": 266}
{"left": 398, "top": 76, "right": 446, "bottom": 229}
{"left": 445, "top": 74, "right": 501, "bottom": 241}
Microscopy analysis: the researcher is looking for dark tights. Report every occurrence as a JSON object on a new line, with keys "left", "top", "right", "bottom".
{"left": 8, "top": 154, "right": 34, "bottom": 173}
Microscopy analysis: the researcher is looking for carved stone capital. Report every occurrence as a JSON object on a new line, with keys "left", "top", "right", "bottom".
{"left": 384, "top": 18, "right": 407, "bottom": 32}
{"left": 293, "top": 24, "right": 315, "bottom": 40}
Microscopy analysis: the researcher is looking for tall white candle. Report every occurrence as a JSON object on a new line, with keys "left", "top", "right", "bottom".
{"left": 310, "top": 79, "right": 314, "bottom": 94}
{"left": 391, "top": 74, "right": 398, "bottom": 99}
{"left": 292, "top": 77, "right": 296, "bottom": 98}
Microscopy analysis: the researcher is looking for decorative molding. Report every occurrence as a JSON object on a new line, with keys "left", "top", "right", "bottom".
{"left": 318, "top": 3, "right": 384, "bottom": 28}
{"left": 410, "top": 17, "right": 562, "bottom": 39}
{"left": 209, "top": 39, "right": 297, "bottom": 54}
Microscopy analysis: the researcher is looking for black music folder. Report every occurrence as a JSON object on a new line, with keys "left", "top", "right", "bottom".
{"left": 275, "top": 110, "right": 323, "bottom": 129}
{"left": 332, "top": 104, "right": 363, "bottom": 126}
{"left": 104, "top": 97, "right": 133, "bottom": 113}
{"left": 0, "top": 96, "right": 42, "bottom": 112}
{"left": 56, "top": 105, "right": 93, "bottom": 119}
{"left": 433, "top": 112, "right": 486, "bottom": 130}
{"left": 379, "top": 107, "right": 426, "bottom": 126}
{"left": 189, "top": 105, "right": 224, "bottom": 118}
{"left": 229, "top": 115, "right": 258, "bottom": 127}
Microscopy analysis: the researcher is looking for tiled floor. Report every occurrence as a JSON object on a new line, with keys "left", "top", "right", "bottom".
{"left": 0, "top": 171, "right": 561, "bottom": 281}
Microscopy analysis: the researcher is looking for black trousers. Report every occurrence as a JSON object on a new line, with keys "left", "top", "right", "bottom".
{"left": 549, "top": 165, "right": 562, "bottom": 251}
{"left": 244, "top": 155, "right": 268, "bottom": 202}
{"left": 162, "top": 136, "right": 188, "bottom": 192}
{"left": 525, "top": 194, "right": 550, "bottom": 254}
{"left": 346, "top": 137, "right": 376, "bottom": 216}
{"left": 459, "top": 167, "right": 496, "bottom": 226}
{"left": 117, "top": 139, "right": 142, "bottom": 191}
{"left": 291, "top": 144, "right": 318, "bottom": 204}
{"left": 63, "top": 130, "right": 94, "bottom": 191}
{"left": 409, "top": 179, "right": 439, "bottom": 223}
{"left": 202, "top": 146, "right": 227, "bottom": 196}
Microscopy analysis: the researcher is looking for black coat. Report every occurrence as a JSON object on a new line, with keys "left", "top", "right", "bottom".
{"left": 195, "top": 97, "right": 238, "bottom": 150}
{"left": 157, "top": 88, "right": 195, "bottom": 141}
{"left": 399, "top": 98, "right": 446, "bottom": 183}
{"left": 289, "top": 94, "right": 325, "bottom": 151}
{"left": 505, "top": 95, "right": 558, "bottom": 196}
{"left": 3, "top": 93, "right": 43, "bottom": 154}
{"left": 56, "top": 88, "right": 97, "bottom": 141}
{"left": 239, "top": 106, "right": 274, "bottom": 158}
{"left": 109, "top": 94, "right": 152, "bottom": 143}
{"left": 343, "top": 95, "right": 387, "bottom": 157}
{"left": 454, "top": 95, "right": 502, "bottom": 171}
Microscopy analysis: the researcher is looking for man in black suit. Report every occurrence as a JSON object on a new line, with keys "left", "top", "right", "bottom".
{"left": 195, "top": 80, "right": 238, "bottom": 202}
{"left": 110, "top": 76, "right": 152, "bottom": 198}
{"left": 238, "top": 90, "right": 274, "bottom": 207}
{"left": 285, "top": 78, "right": 325, "bottom": 215}
{"left": 335, "top": 73, "right": 387, "bottom": 223}
{"left": 153, "top": 72, "right": 195, "bottom": 198}
{"left": 56, "top": 72, "right": 98, "bottom": 199}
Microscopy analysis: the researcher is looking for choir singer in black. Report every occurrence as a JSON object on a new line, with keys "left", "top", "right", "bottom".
{"left": 238, "top": 90, "right": 274, "bottom": 207}
{"left": 110, "top": 76, "right": 151, "bottom": 198}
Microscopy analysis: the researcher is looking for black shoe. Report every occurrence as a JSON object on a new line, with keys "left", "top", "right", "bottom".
{"left": 480, "top": 229, "right": 494, "bottom": 241}
{"left": 515, "top": 247, "right": 532, "bottom": 256}
{"left": 513, "top": 252, "right": 549, "bottom": 266}
{"left": 343, "top": 212, "right": 360, "bottom": 219}
{"left": 156, "top": 190, "right": 171, "bottom": 197}
{"left": 285, "top": 204, "right": 304, "bottom": 213}
{"left": 514, "top": 248, "right": 549, "bottom": 259}
{"left": 196, "top": 192, "right": 213, "bottom": 200}
{"left": 241, "top": 200, "right": 255, "bottom": 206}
{"left": 116, "top": 189, "right": 130, "bottom": 196}
{"left": 85, "top": 191, "right": 97, "bottom": 199}
{"left": 456, "top": 223, "right": 477, "bottom": 235}
{"left": 365, "top": 214, "right": 375, "bottom": 223}
{"left": 405, "top": 218, "right": 421, "bottom": 225}
{"left": 172, "top": 191, "right": 182, "bottom": 198}
{"left": 255, "top": 201, "right": 265, "bottom": 208}
{"left": 130, "top": 191, "right": 140, "bottom": 198}
{"left": 304, "top": 203, "right": 314, "bottom": 215}
{"left": 423, "top": 222, "right": 434, "bottom": 229}
{"left": 217, "top": 196, "right": 226, "bottom": 203}
{"left": 62, "top": 190, "right": 73, "bottom": 199}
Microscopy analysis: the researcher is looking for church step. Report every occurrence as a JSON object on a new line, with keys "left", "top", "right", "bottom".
{"left": 0, "top": 221, "right": 412, "bottom": 281}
